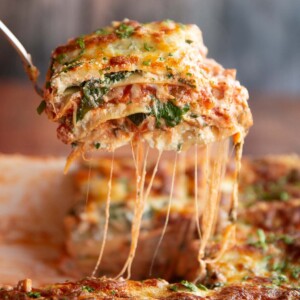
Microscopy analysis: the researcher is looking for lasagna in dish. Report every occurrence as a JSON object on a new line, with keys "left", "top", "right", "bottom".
{"left": 1, "top": 155, "right": 300, "bottom": 299}
{"left": 43, "top": 19, "right": 252, "bottom": 156}
{"left": 62, "top": 155, "right": 300, "bottom": 284}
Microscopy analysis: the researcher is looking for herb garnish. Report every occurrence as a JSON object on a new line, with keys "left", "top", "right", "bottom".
{"left": 55, "top": 53, "right": 67, "bottom": 64}
{"left": 76, "top": 37, "right": 85, "bottom": 50}
{"left": 197, "top": 283, "right": 208, "bottom": 291}
{"left": 142, "top": 60, "right": 151, "bottom": 66}
{"left": 95, "top": 28, "right": 108, "bottom": 35}
{"left": 36, "top": 100, "right": 46, "bottom": 115}
{"left": 178, "top": 78, "right": 196, "bottom": 88}
{"left": 27, "top": 292, "right": 41, "bottom": 298}
{"left": 82, "top": 285, "right": 94, "bottom": 293}
{"left": 181, "top": 280, "right": 198, "bottom": 292}
{"left": 272, "top": 274, "right": 288, "bottom": 286}
{"left": 144, "top": 43, "right": 154, "bottom": 51}
{"left": 60, "top": 37, "right": 85, "bottom": 67}
{"left": 248, "top": 229, "right": 267, "bottom": 250}
{"left": 272, "top": 261, "right": 287, "bottom": 273}
{"left": 115, "top": 23, "right": 134, "bottom": 39}
{"left": 185, "top": 39, "right": 193, "bottom": 44}
{"left": 291, "top": 267, "right": 300, "bottom": 279}
{"left": 169, "top": 285, "right": 178, "bottom": 292}
{"left": 94, "top": 142, "right": 101, "bottom": 149}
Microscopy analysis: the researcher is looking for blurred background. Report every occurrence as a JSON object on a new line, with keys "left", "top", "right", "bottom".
{"left": 0, "top": 0, "right": 299, "bottom": 156}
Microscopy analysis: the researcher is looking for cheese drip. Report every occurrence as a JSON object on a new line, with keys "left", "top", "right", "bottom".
{"left": 116, "top": 142, "right": 147, "bottom": 279}
{"left": 92, "top": 151, "right": 115, "bottom": 276}
{"left": 195, "top": 135, "right": 244, "bottom": 280}
{"left": 150, "top": 152, "right": 178, "bottom": 275}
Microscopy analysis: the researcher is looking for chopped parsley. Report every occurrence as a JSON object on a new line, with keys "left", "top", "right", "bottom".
{"left": 291, "top": 267, "right": 300, "bottom": 279}
{"left": 36, "top": 100, "right": 46, "bottom": 115}
{"left": 144, "top": 43, "right": 154, "bottom": 51}
{"left": 185, "top": 39, "right": 193, "bottom": 44}
{"left": 76, "top": 37, "right": 85, "bottom": 50}
{"left": 95, "top": 28, "right": 108, "bottom": 35}
{"left": 94, "top": 142, "right": 101, "bottom": 149}
{"left": 181, "top": 280, "right": 198, "bottom": 292}
{"left": 197, "top": 283, "right": 208, "bottom": 291}
{"left": 115, "top": 23, "right": 134, "bottom": 39}
{"left": 267, "top": 233, "right": 294, "bottom": 245}
{"left": 27, "top": 291, "right": 41, "bottom": 298}
{"left": 178, "top": 77, "right": 196, "bottom": 88}
{"left": 82, "top": 285, "right": 94, "bottom": 293}
{"left": 60, "top": 37, "right": 85, "bottom": 67}
{"left": 55, "top": 53, "right": 67, "bottom": 64}
{"left": 272, "top": 274, "right": 288, "bottom": 286}
{"left": 169, "top": 285, "right": 178, "bottom": 292}
{"left": 244, "top": 176, "right": 292, "bottom": 204}
{"left": 273, "top": 261, "right": 287, "bottom": 273}
{"left": 142, "top": 60, "right": 151, "bottom": 66}
{"left": 279, "top": 191, "right": 289, "bottom": 201}
{"left": 257, "top": 229, "right": 267, "bottom": 250}
{"left": 248, "top": 229, "right": 267, "bottom": 250}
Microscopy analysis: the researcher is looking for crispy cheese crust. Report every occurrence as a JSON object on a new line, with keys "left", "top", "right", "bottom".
{"left": 44, "top": 19, "right": 252, "bottom": 153}
{"left": 1, "top": 277, "right": 299, "bottom": 299}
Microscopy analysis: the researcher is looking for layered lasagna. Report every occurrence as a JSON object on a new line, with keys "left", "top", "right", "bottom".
{"left": 2, "top": 155, "right": 300, "bottom": 299}
{"left": 43, "top": 19, "right": 252, "bottom": 156}
{"left": 61, "top": 155, "right": 300, "bottom": 285}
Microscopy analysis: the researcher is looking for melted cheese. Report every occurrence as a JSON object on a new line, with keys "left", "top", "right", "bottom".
{"left": 43, "top": 19, "right": 252, "bottom": 158}
{"left": 42, "top": 19, "right": 253, "bottom": 281}
{"left": 92, "top": 151, "right": 115, "bottom": 276}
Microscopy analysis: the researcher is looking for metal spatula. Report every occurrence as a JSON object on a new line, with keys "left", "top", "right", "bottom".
{"left": 0, "top": 20, "right": 43, "bottom": 97}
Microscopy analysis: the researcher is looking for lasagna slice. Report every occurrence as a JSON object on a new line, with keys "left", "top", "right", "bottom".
{"left": 43, "top": 19, "right": 252, "bottom": 155}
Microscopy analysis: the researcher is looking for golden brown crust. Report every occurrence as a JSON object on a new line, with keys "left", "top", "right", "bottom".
{"left": 43, "top": 19, "right": 252, "bottom": 153}
{"left": 1, "top": 277, "right": 299, "bottom": 299}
